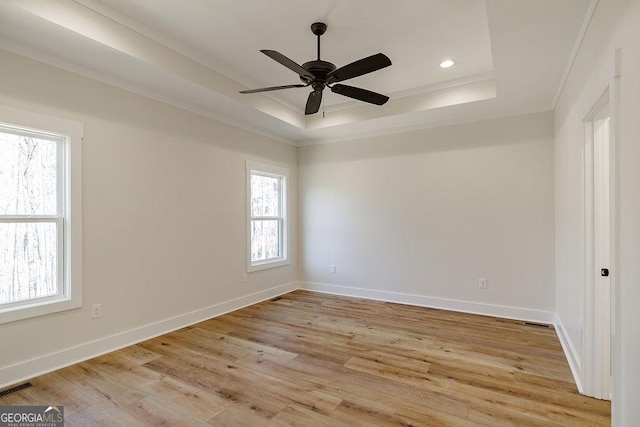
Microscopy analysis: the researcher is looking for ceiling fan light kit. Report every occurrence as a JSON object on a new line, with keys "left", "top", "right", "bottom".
{"left": 240, "top": 22, "right": 392, "bottom": 115}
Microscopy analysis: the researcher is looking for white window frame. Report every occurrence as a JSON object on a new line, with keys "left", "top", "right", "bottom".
{"left": 246, "top": 160, "right": 289, "bottom": 272}
{"left": 0, "top": 105, "right": 82, "bottom": 324}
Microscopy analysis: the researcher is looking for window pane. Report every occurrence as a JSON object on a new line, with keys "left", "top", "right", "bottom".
{"left": 251, "top": 219, "right": 280, "bottom": 262}
{"left": 0, "top": 222, "right": 58, "bottom": 305}
{"left": 251, "top": 174, "right": 280, "bottom": 217}
{"left": 0, "top": 130, "right": 57, "bottom": 215}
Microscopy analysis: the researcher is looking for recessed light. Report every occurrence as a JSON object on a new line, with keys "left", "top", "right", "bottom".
{"left": 440, "top": 59, "right": 455, "bottom": 68}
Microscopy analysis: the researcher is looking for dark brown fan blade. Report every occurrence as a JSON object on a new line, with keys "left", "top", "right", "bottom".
{"left": 327, "top": 53, "right": 391, "bottom": 84}
{"left": 261, "top": 50, "right": 315, "bottom": 81}
{"left": 240, "top": 84, "right": 306, "bottom": 94}
{"left": 305, "top": 90, "right": 323, "bottom": 115}
{"left": 331, "top": 84, "right": 389, "bottom": 105}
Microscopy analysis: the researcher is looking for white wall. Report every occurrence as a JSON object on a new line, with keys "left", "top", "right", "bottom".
{"left": 554, "top": 0, "right": 640, "bottom": 424}
{"left": 0, "top": 49, "right": 298, "bottom": 386}
{"left": 299, "top": 112, "right": 555, "bottom": 321}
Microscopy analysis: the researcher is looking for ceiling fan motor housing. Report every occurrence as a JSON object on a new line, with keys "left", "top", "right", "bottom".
{"left": 301, "top": 60, "right": 336, "bottom": 89}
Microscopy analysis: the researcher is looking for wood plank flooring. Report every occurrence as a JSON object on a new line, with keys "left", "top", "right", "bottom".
{"left": 0, "top": 290, "right": 610, "bottom": 426}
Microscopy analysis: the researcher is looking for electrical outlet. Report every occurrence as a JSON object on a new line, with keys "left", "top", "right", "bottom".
{"left": 330, "top": 265, "right": 337, "bottom": 274}
{"left": 241, "top": 273, "right": 248, "bottom": 283}
{"left": 478, "top": 278, "right": 488, "bottom": 289}
{"left": 91, "top": 304, "right": 102, "bottom": 319}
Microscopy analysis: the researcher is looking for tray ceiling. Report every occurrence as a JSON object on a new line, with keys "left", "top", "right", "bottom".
{"left": 0, "top": 0, "right": 593, "bottom": 145}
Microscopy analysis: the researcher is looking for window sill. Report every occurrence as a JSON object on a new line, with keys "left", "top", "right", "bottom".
{"left": 0, "top": 296, "right": 82, "bottom": 325}
{"left": 248, "top": 258, "right": 290, "bottom": 272}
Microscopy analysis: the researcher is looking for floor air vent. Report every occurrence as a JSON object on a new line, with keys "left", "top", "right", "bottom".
{"left": 0, "top": 382, "right": 33, "bottom": 398}
{"left": 524, "top": 322, "right": 551, "bottom": 329}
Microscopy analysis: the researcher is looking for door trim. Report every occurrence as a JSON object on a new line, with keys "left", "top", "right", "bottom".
{"left": 582, "top": 89, "right": 612, "bottom": 400}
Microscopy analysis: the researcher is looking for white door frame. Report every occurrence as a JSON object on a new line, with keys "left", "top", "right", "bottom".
{"left": 582, "top": 90, "right": 613, "bottom": 400}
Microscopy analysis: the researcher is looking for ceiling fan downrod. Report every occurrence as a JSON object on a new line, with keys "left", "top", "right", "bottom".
{"left": 311, "top": 22, "right": 326, "bottom": 61}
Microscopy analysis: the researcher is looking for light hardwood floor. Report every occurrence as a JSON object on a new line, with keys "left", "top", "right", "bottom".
{"left": 1, "top": 290, "right": 610, "bottom": 426}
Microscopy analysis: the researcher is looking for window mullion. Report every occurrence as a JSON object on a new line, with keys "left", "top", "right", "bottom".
{"left": 0, "top": 216, "right": 60, "bottom": 223}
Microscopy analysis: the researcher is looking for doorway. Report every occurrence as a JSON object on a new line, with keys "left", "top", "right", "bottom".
{"left": 583, "top": 92, "right": 612, "bottom": 400}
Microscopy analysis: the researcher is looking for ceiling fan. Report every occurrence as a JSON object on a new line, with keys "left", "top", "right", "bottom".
{"left": 239, "top": 22, "right": 392, "bottom": 115}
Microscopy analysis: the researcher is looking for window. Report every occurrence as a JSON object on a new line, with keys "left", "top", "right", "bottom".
{"left": 0, "top": 105, "right": 82, "bottom": 324}
{"left": 247, "top": 161, "right": 288, "bottom": 271}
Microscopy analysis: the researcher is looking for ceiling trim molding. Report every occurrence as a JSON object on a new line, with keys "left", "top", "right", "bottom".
{"left": 0, "top": 42, "right": 299, "bottom": 147}
{"left": 551, "top": 0, "right": 600, "bottom": 109}
{"left": 323, "top": 72, "right": 496, "bottom": 113}
{"left": 6, "top": 0, "right": 306, "bottom": 128}
{"left": 297, "top": 105, "right": 553, "bottom": 147}
{"left": 304, "top": 79, "right": 497, "bottom": 132}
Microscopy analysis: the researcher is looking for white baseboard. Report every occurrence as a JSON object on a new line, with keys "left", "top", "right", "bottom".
{"left": 299, "top": 281, "right": 555, "bottom": 323}
{"left": 554, "top": 313, "right": 583, "bottom": 393}
{"left": 0, "top": 281, "right": 298, "bottom": 389}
